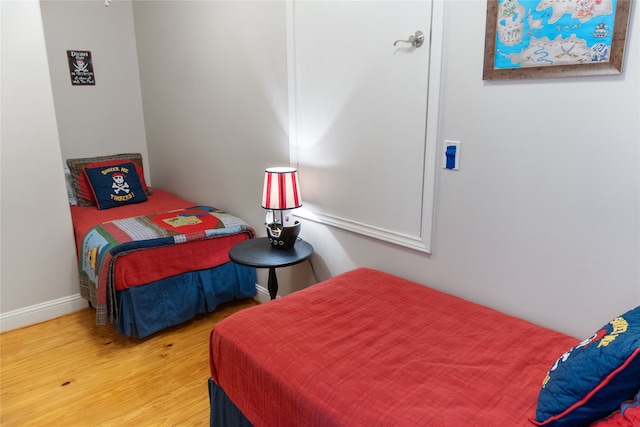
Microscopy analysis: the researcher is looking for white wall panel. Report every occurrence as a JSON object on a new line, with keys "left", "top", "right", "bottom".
{"left": 289, "top": 1, "right": 443, "bottom": 253}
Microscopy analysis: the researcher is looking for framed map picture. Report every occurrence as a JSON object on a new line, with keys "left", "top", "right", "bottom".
{"left": 483, "top": 0, "right": 631, "bottom": 80}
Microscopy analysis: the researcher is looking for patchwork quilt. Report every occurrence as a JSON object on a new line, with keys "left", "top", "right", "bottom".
{"left": 78, "top": 206, "right": 255, "bottom": 325}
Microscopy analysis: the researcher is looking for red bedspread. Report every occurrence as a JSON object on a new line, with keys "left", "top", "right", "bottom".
{"left": 70, "top": 189, "right": 193, "bottom": 251}
{"left": 71, "top": 189, "right": 252, "bottom": 291}
{"left": 210, "top": 268, "right": 579, "bottom": 426}
{"left": 71, "top": 188, "right": 195, "bottom": 248}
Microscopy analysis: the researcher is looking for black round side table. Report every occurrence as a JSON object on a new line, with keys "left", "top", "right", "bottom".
{"left": 228, "top": 237, "right": 313, "bottom": 300}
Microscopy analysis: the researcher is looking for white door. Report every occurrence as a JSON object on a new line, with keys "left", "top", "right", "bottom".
{"left": 289, "top": 0, "right": 442, "bottom": 252}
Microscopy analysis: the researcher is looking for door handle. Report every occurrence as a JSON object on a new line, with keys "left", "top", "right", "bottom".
{"left": 393, "top": 31, "right": 424, "bottom": 48}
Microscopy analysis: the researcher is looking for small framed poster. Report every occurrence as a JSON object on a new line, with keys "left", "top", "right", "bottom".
{"left": 67, "top": 50, "right": 95, "bottom": 86}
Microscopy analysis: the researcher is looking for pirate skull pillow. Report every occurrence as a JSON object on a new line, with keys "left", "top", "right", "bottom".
{"left": 67, "top": 153, "right": 152, "bottom": 207}
{"left": 84, "top": 162, "right": 148, "bottom": 210}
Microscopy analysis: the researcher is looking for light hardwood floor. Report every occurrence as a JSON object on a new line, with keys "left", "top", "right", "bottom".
{"left": 0, "top": 299, "right": 259, "bottom": 426}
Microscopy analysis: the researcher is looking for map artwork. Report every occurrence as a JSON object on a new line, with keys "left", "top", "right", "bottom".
{"left": 494, "top": 0, "right": 616, "bottom": 70}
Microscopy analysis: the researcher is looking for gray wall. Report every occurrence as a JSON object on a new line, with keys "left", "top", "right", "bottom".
{"left": 1, "top": 0, "right": 81, "bottom": 324}
{"left": 132, "top": 1, "right": 289, "bottom": 223}
{"left": 2, "top": 0, "right": 638, "bottom": 338}
{"left": 40, "top": 0, "right": 150, "bottom": 180}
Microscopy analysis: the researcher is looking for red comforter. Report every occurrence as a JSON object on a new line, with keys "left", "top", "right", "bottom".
{"left": 210, "top": 268, "right": 580, "bottom": 426}
{"left": 71, "top": 189, "right": 196, "bottom": 252}
{"left": 70, "top": 189, "right": 252, "bottom": 291}
{"left": 70, "top": 189, "right": 254, "bottom": 325}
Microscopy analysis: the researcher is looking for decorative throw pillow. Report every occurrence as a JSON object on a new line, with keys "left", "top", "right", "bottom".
{"left": 84, "top": 162, "right": 148, "bottom": 210}
{"left": 532, "top": 306, "right": 640, "bottom": 427}
{"left": 591, "top": 389, "right": 640, "bottom": 426}
{"left": 66, "top": 153, "right": 151, "bottom": 206}
{"left": 78, "top": 159, "right": 148, "bottom": 204}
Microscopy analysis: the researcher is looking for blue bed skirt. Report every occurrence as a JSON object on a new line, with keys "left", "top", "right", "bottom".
{"left": 116, "top": 261, "right": 256, "bottom": 338}
{"left": 209, "top": 377, "right": 254, "bottom": 427}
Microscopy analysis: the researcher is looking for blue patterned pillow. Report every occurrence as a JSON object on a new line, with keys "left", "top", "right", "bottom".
{"left": 532, "top": 306, "right": 640, "bottom": 426}
{"left": 84, "top": 162, "right": 148, "bottom": 210}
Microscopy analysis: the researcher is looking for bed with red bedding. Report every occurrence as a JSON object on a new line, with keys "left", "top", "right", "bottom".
{"left": 66, "top": 153, "right": 257, "bottom": 338}
{"left": 208, "top": 268, "right": 640, "bottom": 426}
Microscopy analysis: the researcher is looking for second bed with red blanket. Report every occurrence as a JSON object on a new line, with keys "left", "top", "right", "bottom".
{"left": 71, "top": 189, "right": 256, "bottom": 337}
{"left": 209, "top": 268, "right": 640, "bottom": 426}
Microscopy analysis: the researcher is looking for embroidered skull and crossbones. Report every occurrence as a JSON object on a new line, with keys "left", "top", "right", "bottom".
{"left": 112, "top": 173, "right": 130, "bottom": 194}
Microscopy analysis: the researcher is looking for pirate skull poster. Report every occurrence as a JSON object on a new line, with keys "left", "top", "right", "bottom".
{"left": 67, "top": 50, "right": 95, "bottom": 85}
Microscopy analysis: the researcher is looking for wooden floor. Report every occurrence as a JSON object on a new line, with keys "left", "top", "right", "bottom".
{"left": 0, "top": 299, "right": 259, "bottom": 426}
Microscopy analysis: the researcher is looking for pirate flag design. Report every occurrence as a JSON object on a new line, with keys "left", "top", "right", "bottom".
{"left": 83, "top": 162, "right": 148, "bottom": 210}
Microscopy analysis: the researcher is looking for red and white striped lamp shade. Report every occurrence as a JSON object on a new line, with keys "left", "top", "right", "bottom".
{"left": 261, "top": 167, "right": 302, "bottom": 210}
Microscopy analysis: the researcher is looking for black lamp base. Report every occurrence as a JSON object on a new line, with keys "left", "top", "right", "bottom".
{"left": 266, "top": 222, "right": 300, "bottom": 249}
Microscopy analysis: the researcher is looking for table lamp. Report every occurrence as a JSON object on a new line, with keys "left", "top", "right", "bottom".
{"left": 262, "top": 167, "right": 302, "bottom": 249}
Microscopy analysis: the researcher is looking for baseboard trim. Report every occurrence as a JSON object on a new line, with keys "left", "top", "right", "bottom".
{"left": 1, "top": 285, "right": 272, "bottom": 333}
{"left": 0, "top": 294, "right": 87, "bottom": 333}
{"left": 255, "top": 283, "right": 272, "bottom": 303}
